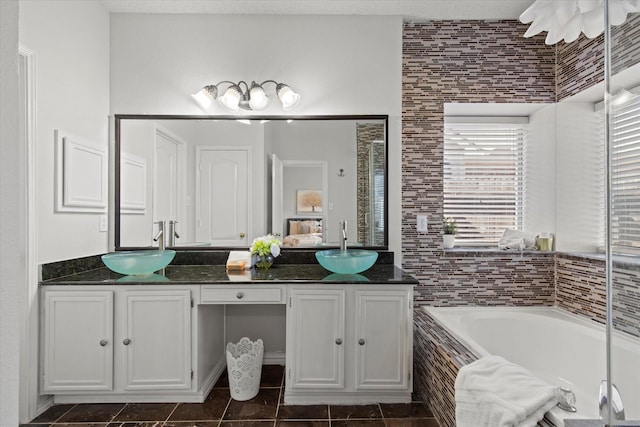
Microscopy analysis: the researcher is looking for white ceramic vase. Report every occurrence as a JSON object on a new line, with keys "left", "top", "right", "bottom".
{"left": 443, "top": 234, "right": 455, "bottom": 249}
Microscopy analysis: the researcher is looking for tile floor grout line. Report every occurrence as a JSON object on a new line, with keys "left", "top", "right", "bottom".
{"left": 274, "top": 384, "right": 282, "bottom": 420}
{"left": 50, "top": 403, "right": 77, "bottom": 424}
{"left": 109, "top": 402, "right": 129, "bottom": 424}
{"left": 161, "top": 402, "right": 180, "bottom": 426}
{"left": 216, "top": 396, "right": 232, "bottom": 427}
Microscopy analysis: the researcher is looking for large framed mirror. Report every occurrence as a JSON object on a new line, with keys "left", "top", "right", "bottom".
{"left": 114, "top": 115, "right": 388, "bottom": 250}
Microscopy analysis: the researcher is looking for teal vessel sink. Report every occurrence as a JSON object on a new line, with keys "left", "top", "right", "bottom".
{"left": 101, "top": 250, "right": 176, "bottom": 276}
{"left": 315, "top": 249, "right": 378, "bottom": 274}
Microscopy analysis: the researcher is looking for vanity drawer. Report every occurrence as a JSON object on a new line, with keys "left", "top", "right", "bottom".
{"left": 201, "top": 286, "right": 284, "bottom": 304}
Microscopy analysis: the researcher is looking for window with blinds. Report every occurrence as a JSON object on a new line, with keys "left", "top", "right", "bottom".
{"left": 612, "top": 95, "right": 640, "bottom": 254}
{"left": 443, "top": 120, "right": 526, "bottom": 246}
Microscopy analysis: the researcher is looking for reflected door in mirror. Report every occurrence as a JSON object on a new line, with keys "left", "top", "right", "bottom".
{"left": 196, "top": 147, "right": 249, "bottom": 246}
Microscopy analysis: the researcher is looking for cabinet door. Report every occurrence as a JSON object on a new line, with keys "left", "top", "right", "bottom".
{"left": 288, "top": 289, "right": 345, "bottom": 389}
{"left": 122, "top": 290, "right": 191, "bottom": 390}
{"left": 354, "top": 290, "right": 410, "bottom": 390}
{"left": 42, "top": 291, "right": 113, "bottom": 392}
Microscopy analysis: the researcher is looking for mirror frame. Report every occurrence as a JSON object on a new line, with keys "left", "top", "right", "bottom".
{"left": 114, "top": 114, "right": 389, "bottom": 251}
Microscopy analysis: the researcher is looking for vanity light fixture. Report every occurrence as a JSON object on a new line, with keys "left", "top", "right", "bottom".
{"left": 192, "top": 80, "right": 301, "bottom": 112}
{"left": 520, "top": 0, "right": 640, "bottom": 45}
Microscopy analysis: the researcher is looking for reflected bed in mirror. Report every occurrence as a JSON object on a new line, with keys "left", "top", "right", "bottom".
{"left": 115, "top": 115, "right": 388, "bottom": 250}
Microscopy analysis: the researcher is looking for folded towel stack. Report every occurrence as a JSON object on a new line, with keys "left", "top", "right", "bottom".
{"left": 455, "top": 355, "right": 558, "bottom": 427}
{"left": 497, "top": 229, "right": 538, "bottom": 250}
{"left": 226, "top": 251, "right": 252, "bottom": 272}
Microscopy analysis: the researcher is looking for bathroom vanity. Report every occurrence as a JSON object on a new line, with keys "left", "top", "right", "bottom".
{"left": 39, "top": 262, "right": 417, "bottom": 405}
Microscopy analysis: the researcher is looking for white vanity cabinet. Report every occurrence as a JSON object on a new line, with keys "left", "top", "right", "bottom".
{"left": 42, "top": 287, "right": 195, "bottom": 399}
{"left": 285, "top": 285, "right": 413, "bottom": 404}
{"left": 42, "top": 290, "right": 114, "bottom": 392}
{"left": 354, "top": 290, "right": 411, "bottom": 390}
{"left": 287, "top": 289, "right": 346, "bottom": 389}
{"left": 121, "top": 289, "right": 192, "bottom": 391}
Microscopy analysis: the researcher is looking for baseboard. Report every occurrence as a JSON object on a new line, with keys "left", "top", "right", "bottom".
{"left": 263, "top": 351, "right": 285, "bottom": 366}
{"left": 52, "top": 359, "right": 228, "bottom": 405}
{"left": 283, "top": 390, "right": 412, "bottom": 405}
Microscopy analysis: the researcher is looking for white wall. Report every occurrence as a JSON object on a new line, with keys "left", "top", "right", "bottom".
{"left": 1, "top": 1, "right": 21, "bottom": 425}
{"left": 19, "top": 0, "right": 110, "bottom": 263}
{"left": 525, "top": 104, "right": 556, "bottom": 236}
{"left": 110, "top": 13, "right": 403, "bottom": 261}
{"left": 555, "top": 101, "right": 604, "bottom": 251}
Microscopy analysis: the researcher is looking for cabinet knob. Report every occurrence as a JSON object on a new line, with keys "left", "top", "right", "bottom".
{"left": 335, "top": 338, "right": 342, "bottom": 345}
{"left": 123, "top": 338, "right": 131, "bottom": 345}
{"left": 239, "top": 232, "right": 246, "bottom": 238}
{"left": 99, "top": 339, "right": 108, "bottom": 347}
{"left": 359, "top": 339, "right": 365, "bottom": 345}
{"left": 236, "top": 292, "right": 244, "bottom": 299}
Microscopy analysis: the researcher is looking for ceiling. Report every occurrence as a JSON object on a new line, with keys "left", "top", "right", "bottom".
{"left": 100, "top": 0, "right": 534, "bottom": 21}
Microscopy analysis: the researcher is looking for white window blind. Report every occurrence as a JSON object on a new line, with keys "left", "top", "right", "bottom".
{"left": 612, "top": 96, "right": 640, "bottom": 254}
{"left": 444, "top": 121, "right": 526, "bottom": 245}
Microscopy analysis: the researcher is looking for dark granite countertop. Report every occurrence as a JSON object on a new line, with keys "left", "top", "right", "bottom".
{"left": 40, "top": 264, "right": 418, "bottom": 286}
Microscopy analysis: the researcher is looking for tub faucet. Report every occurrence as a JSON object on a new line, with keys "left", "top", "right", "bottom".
{"left": 167, "top": 220, "right": 180, "bottom": 247}
{"left": 599, "top": 380, "right": 625, "bottom": 421}
{"left": 153, "top": 221, "right": 165, "bottom": 251}
{"left": 339, "top": 220, "right": 347, "bottom": 251}
{"left": 556, "top": 387, "right": 577, "bottom": 412}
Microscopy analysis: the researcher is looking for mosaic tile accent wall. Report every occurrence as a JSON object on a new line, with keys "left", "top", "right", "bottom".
{"left": 555, "top": 254, "right": 606, "bottom": 322}
{"left": 402, "top": 20, "right": 556, "bottom": 307}
{"left": 556, "top": 13, "right": 640, "bottom": 101}
{"left": 557, "top": 253, "right": 640, "bottom": 339}
{"left": 413, "top": 250, "right": 556, "bottom": 306}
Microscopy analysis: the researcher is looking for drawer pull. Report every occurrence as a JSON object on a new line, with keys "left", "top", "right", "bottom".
{"left": 359, "top": 339, "right": 366, "bottom": 345}
{"left": 236, "top": 292, "right": 244, "bottom": 299}
{"left": 99, "top": 339, "right": 108, "bottom": 347}
{"left": 335, "top": 338, "right": 343, "bottom": 345}
{"left": 123, "top": 338, "right": 131, "bottom": 345}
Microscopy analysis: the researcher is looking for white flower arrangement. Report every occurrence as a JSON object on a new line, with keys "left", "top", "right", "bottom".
{"left": 250, "top": 234, "right": 282, "bottom": 258}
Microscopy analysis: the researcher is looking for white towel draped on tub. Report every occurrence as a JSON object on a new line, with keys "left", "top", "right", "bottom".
{"left": 455, "top": 355, "right": 558, "bottom": 427}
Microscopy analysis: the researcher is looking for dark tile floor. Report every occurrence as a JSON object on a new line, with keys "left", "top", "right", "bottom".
{"left": 23, "top": 365, "right": 440, "bottom": 427}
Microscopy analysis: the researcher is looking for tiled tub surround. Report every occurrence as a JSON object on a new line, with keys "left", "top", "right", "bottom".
{"left": 415, "top": 308, "right": 563, "bottom": 427}
{"left": 414, "top": 252, "right": 640, "bottom": 427}
{"left": 413, "top": 249, "right": 556, "bottom": 307}
{"left": 557, "top": 253, "right": 640, "bottom": 340}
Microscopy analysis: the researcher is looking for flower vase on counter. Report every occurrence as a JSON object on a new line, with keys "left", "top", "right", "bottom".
{"left": 253, "top": 254, "right": 275, "bottom": 269}
{"left": 250, "top": 234, "right": 282, "bottom": 269}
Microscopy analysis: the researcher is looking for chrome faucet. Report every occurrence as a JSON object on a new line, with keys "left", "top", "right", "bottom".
{"left": 153, "top": 221, "right": 165, "bottom": 251}
{"left": 599, "top": 380, "right": 626, "bottom": 421}
{"left": 167, "top": 220, "right": 180, "bottom": 247}
{"left": 339, "top": 220, "right": 347, "bottom": 251}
